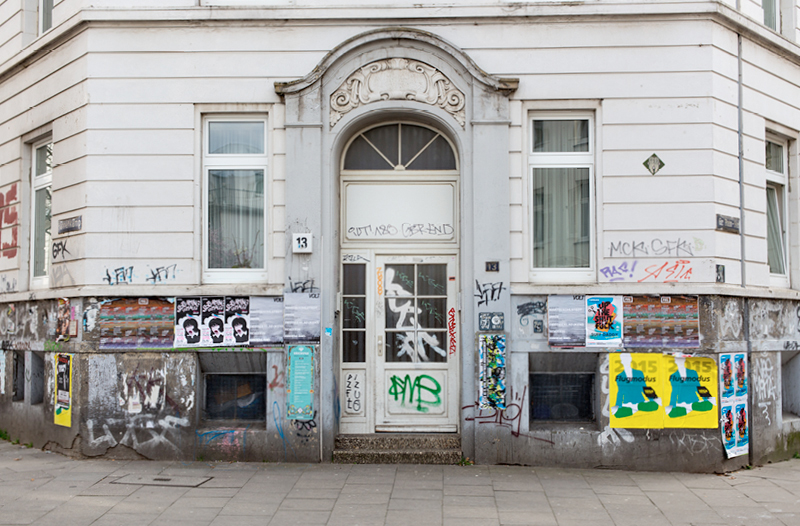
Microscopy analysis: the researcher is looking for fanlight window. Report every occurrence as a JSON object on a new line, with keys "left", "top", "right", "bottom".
{"left": 343, "top": 123, "right": 456, "bottom": 171}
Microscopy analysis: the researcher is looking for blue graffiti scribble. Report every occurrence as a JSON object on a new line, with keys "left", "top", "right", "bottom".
{"left": 196, "top": 429, "right": 236, "bottom": 446}
{"left": 272, "top": 401, "right": 296, "bottom": 461}
{"left": 333, "top": 375, "right": 341, "bottom": 423}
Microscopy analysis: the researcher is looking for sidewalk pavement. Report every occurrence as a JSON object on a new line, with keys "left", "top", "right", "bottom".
{"left": 1, "top": 440, "right": 799, "bottom": 526}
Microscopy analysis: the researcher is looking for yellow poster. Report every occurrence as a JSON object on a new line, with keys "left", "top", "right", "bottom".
{"left": 610, "top": 353, "right": 664, "bottom": 429}
{"left": 662, "top": 354, "right": 718, "bottom": 429}
{"left": 54, "top": 354, "right": 72, "bottom": 428}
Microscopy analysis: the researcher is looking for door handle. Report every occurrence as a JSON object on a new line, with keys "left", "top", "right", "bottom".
{"left": 377, "top": 335, "right": 383, "bottom": 357}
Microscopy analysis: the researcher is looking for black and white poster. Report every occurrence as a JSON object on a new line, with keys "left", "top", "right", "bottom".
{"left": 174, "top": 297, "right": 202, "bottom": 347}
{"left": 201, "top": 297, "right": 225, "bottom": 346}
{"left": 225, "top": 296, "right": 250, "bottom": 346}
{"left": 249, "top": 297, "right": 284, "bottom": 345}
{"left": 547, "top": 295, "right": 586, "bottom": 347}
{"left": 284, "top": 293, "right": 321, "bottom": 343}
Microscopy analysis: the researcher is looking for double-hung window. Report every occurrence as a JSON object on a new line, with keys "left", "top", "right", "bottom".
{"left": 31, "top": 139, "right": 52, "bottom": 289}
{"left": 529, "top": 113, "right": 594, "bottom": 282}
{"left": 39, "top": 0, "right": 53, "bottom": 34}
{"left": 203, "top": 116, "right": 268, "bottom": 284}
{"left": 764, "top": 0, "right": 779, "bottom": 30}
{"left": 766, "top": 134, "right": 789, "bottom": 286}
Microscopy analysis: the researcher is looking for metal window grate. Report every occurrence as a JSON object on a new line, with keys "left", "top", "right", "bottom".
{"left": 530, "top": 373, "right": 594, "bottom": 421}
{"left": 205, "top": 374, "right": 266, "bottom": 421}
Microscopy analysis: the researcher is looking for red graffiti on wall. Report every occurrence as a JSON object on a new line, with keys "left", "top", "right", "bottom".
{"left": 638, "top": 259, "right": 692, "bottom": 283}
{"left": 448, "top": 307, "right": 457, "bottom": 356}
{"left": 0, "top": 184, "right": 19, "bottom": 259}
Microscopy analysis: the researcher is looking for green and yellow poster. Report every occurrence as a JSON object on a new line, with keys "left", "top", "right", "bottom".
{"left": 610, "top": 353, "right": 717, "bottom": 429}
{"left": 54, "top": 353, "right": 72, "bottom": 428}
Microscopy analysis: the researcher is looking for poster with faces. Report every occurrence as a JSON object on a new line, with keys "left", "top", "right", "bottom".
{"left": 225, "top": 297, "right": 250, "bottom": 346}
{"left": 201, "top": 297, "right": 225, "bottom": 346}
{"left": 174, "top": 297, "right": 202, "bottom": 347}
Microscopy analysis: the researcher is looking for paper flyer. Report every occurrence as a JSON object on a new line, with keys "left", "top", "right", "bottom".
{"left": 54, "top": 354, "right": 72, "bottom": 428}
{"left": 586, "top": 296, "right": 623, "bottom": 347}
{"left": 720, "top": 352, "right": 749, "bottom": 458}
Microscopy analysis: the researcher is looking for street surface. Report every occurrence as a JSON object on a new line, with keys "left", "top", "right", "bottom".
{"left": 1, "top": 440, "right": 799, "bottom": 525}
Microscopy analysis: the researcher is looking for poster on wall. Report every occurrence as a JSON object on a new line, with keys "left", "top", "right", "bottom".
{"left": 54, "top": 354, "right": 72, "bottom": 428}
{"left": 174, "top": 297, "right": 202, "bottom": 347}
{"left": 56, "top": 298, "right": 72, "bottom": 342}
{"left": 478, "top": 333, "right": 506, "bottom": 409}
{"left": 663, "top": 353, "right": 718, "bottom": 429}
{"left": 586, "top": 296, "right": 623, "bottom": 347}
{"left": 284, "top": 293, "right": 321, "bottom": 343}
{"left": 609, "top": 352, "right": 718, "bottom": 429}
{"left": 224, "top": 297, "right": 250, "bottom": 346}
{"left": 610, "top": 353, "right": 663, "bottom": 429}
{"left": 720, "top": 352, "right": 749, "bottom": 458}
{"left": 622, "top": 295, "right": 699, "bottom": 348}
{"left": 201, "top": 297, "right": 225, "bottom": 346}
{"left": 0, "top": 350, "right": 5, "bottom": 395}
{"left": 99, "top": 298, "right": 174, "bottom": 350}
{"left": 548, "top": 295, "right": 586, "bottom": 347}
{"left": 249, "top": 297, "right": 284, "bottom": 345}
{"left": 287, "top": 345, "right": 315, "bottom": 419}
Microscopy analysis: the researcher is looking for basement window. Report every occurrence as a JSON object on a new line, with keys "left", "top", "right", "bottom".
{"left": 530, "top": 353, "right": 596, "bottom": 422}
{"left": 12, "top": 352, "right": 24, "bottom": 401}
{"left": 199, "top": 352, "right": 267, "bottom": 421}
{"left": 29, "top": 352, "right": 44, "bottom": 405}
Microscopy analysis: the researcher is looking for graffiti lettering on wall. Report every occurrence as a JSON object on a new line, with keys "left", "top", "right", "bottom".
{"left": 344, "top": 372, "right": 363, "bottom": 415}
{"left": 104, "top": 266, "right": 134, "bottom": 285}
{"left": 669, "top": 431, "right": 721, "bottom": 456}
{"left": 289, "top": 278, "right": 319, "bottom": 293}
{"left": 448, "top": 308, "right": 457, "bottom": 355}
{"left": 0, "top": 183, "right": 19, "bottom": 259}
{"left": 268, "top": 365, "right": 285, "bottom": 392}
{"left": 291, "top": 411, "right": 318, "bottom": 444}
{"left": 750, "top": 301, "right": 796, "bottom": 341}
{"left": 599, "top": 260, "right": 694, "bottom": 283}
{"left": 607, "top": 238, "right": 700, "bottom": 258}
{"left": 86, "top": 415, "right": 190, "bottom": 457}
{"left": 146, "top": 265, "right": 178, "bottom": 284}
{"left": 478, "top": 334, "right": 505, "bottom": 409}
{"left": 119, "top": 365, "right": 167, "bottom": 414}
{"left": 463, "top": 387, "right": 553, "bottom": 444}
{"left": 475, "top": 281, "right": 505, "bottom": 307}
{"left": 347, "top": 223, "right": 454, "bottom": 238}
{"left": 0, "top": 273, "right": 17, "bottom": 293}
{"left": 52, "top": 240, "right": 71, "bottom": 261}
{"left": 51, "top": 264, "right": 75, "bottom": 287}
{"left": 753, "top": 352, "right": 777, "bottom": 427}
{"left": 388, "top": 374, "right": 442, "bottom": 412}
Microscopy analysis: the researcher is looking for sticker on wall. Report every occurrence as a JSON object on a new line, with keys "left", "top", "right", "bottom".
{"left": 54, "top": 354, "right": 72, "bottom": 428}
{"left": 175, "top": 297, "right": 202, "bottom": 347}
{"left": 287, "top": 345, "right": 315, "bottom": 419}
{"left": 478, "top": 333, "right": 506, "bottom": 409}
{"left": 720, "top": 352, "right": 748, "bottom": 457}
{"left": 662, "top": 354, "right": 717, "bottom": 429}
{"left": 609, "top": 353, "right": 663, "bottom": 429}
{"left": 586, "top": 296, "right": 623, "bottom": 347}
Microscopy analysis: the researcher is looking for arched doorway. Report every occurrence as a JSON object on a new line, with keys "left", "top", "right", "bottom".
{"left": 338, "top": 121, "right": 460, "bottom": 433}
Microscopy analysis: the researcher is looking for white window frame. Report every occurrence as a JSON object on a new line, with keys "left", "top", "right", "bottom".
{"left": 528, "top": 112, "right": 596, "bottom": 284}
{"left": 766, "top": 132, "right": 790, "bottom": 288}
{"left": 30, "top": 138, "right": 52, "bottom": 290}
{"left": 38, "top": 0, "right": 53, "bottom": 35}
{"left": 202, "top": 115, "right": 269, "bottom": 284}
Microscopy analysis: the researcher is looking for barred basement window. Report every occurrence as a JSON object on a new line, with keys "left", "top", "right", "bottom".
{"left": 530, "top": 353, "right": 596, "bottom": 422}
{"left": 205, "top": 374, "right": 266, "bottom": 421}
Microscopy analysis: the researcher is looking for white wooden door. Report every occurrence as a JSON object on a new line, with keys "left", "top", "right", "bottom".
{"left": 375, "top": 255, "right": 458, "bottom": 431}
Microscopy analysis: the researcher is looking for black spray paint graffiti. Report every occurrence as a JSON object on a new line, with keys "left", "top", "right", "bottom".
{"left": 52, "top": 240, "right": 71, "bottom": 260}
{"left": 104, "top": 266, "right": 134, "bottom": 285}
{"left": 146, "top": 264, "right": 178, "bottom": 284}
{"left": 291, "top": 411, "right": 318, "bottom": 443}
{"left": 463, "top": 387, "right": 554, "bottom": 444}
{"left": 289, "top": 277, "right": 319, "bottom": 293}
{"left": 475, "top": 281, "right": 506, "bottom": 307}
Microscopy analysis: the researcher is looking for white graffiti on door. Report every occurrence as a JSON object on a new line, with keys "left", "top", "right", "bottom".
{"left": 384, "top": 267, "right": 446, "bottom": 362}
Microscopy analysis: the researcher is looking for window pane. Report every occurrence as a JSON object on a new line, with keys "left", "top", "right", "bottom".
{"left": 208, "top": 169, "right": 264, "bottom": 269}
{"left": 41, "top": 0, "right": 53, "bottom": 32}
{"left": 35, "top": 143, "right": 52, "bottom": 176}
{"left": 419, "top": 331, "right": 448, "bottom": 362}
{"left": 767, "top": 185, "right": 786, "bottom": 274}
{"left": 209, "top": 122, "right": 265, "bottom": 154}
{"left": 764, "top": 0, "right": 777, "bottom": 30}
{"left": 401, "top": 126, "right": 456, "bottom": 170}
{"left": 343, "top": 136, "right": 394, "bottom": 170}
{"left": 533, "top": 120, "right": 589, "bottom": 152}
{"left": 417, "top": 264, "right": 447, "bottom": 296}
{"left": 342, "top": 331, "right": 365, "bottom": 363}
{"left": 385, "top": 265, "right": 414, "bottom": 296}
{"left": 418, "top": 298, "right": 447, "bottom": 329}
{"left": 530, "top": 373, "right": 594, "bottom": 421}
{"left": 33, "top": 186, "right": 51, "bottom": 277}
{"left": 343, "top": 264, "right": 366, "bottom": 295}
{"left": 766, "top": 140, "right": 784, "bottom": 173}
{"left": 343, "top": 297, "right": 366, "bottom": 329}
{"left": 386, "top": 331, "right": 414, "bottom": 362}
{"left": 532, "top": 167, "right": 590, "bottom": 268}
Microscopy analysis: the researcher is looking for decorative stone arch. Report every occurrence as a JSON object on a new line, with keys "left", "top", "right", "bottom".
{"left": 276, "top": 27, "right": 517, "bottom": 457}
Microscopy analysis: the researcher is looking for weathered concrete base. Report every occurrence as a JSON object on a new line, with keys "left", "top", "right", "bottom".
{"left": 333, "top": 434, "right": 462, "bottom": 464}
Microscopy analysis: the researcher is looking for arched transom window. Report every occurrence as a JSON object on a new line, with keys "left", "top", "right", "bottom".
{"left": 343, "top": 123, "right": 456, "bottom": 171}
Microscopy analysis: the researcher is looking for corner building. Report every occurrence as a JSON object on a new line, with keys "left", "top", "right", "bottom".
{"left": 0, "top": 0, "right": 799, "bottom": 472}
